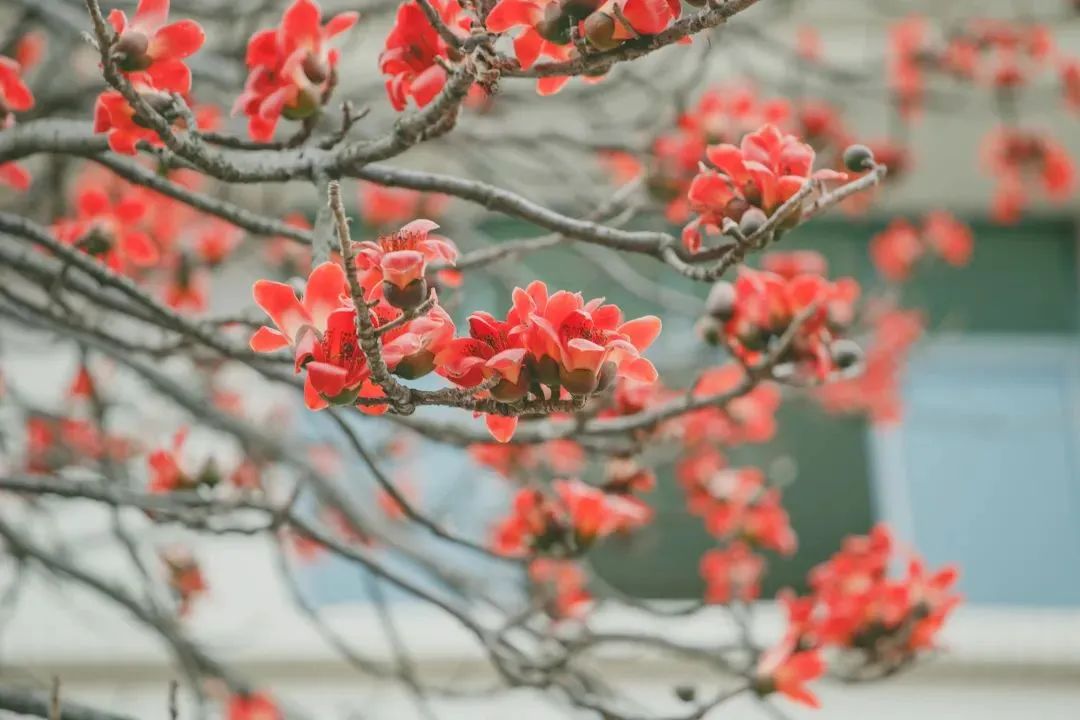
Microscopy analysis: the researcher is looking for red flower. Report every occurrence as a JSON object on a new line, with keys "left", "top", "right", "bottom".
{"left": 380, "top": 302, "right": 456, "bottom": 379}
{"left": 982, "top": 127, "right": 1075, "bottom": 223}
{"left": 492, "top": 479, "right": 649, "bottom": 557}
{"left": 807, "top": 524, "right": 961, "bottom": 662}
{"left": 68, "top": 365, "right": 96, "bottom": 400}
{"left": 436, "top": 309, "right": 531, "bottom": 400}
{"left": 754, "top": 634, "right": 825, "bottom": 708}
{"left": 700, "top": 541, "right": 765, "bottom": 604}
{"left": 250, "top": 261, "right": 387, "bottom": 411}
{"left": 870, "top": 218, "right": 923, "bottom": 282}
{"left": 513, "top": 280, "right": 661, "bottom": 394}
{"left": 53, "top": 185, "right": 159, "bottom": 270}
{"left": 0, "top": 55, "right": 34, "bottom": 130}
{"left": 484, "top": 0, "right": 577, "bottom": 96}
{"left": 682, "top": 365, "right": 781, "bottom": 446}
{"left": 227, "top": 693, "right": 281, "bottom": 720}
{"left": 379, "top": 0, "right": 470, "bottom": 111}
{"left": 921, "top": 211, "right": 973, "bottom": 267}
{"left": 107, "top": 0, "right": 206, "bottom": 95}
{"left": 715, "top": 268, "right": 859, "bottom": 379}
{"left": 354, "top": 219, "right": 458, "bottom": 309}
{"left": 234, "top": 0, "right": 358, "bottom": 141}
{"left": 684, "top": 124, "right": 846, "bottom": 252}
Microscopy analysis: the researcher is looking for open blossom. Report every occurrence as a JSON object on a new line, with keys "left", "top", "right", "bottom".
{"left": 379, "top": 0, "right": 470, "bottom": 111}
{"left": 754, "top": 633, "right": 826, "bottom": 708}
{"left": 378, "top": 302, "right": 456, "bottom": 379}
{"left": 250, "top": 261, "right": 384, "bottom": 411}
{"left": 353, "top": 219, "right": 459, "bottom": 309}
{"left": 683, "top": 124, "right": 846, "bottom": 252}
{"left": 234, "top": 0, "right": 358, "bottom": 141}
{"left": 981, "top": 127, "right": 1075, "bottom": 223}
{"left": 700, "top": 541, "right": 766, "bottom": 604}
{"left": 492, "top": 479, "right": 649, "bottom": 557}
{"left": 93, "top": 72, "right": 205, "bottom": 155}
{"left": 107, "top": 0, "right": 206, "bottom": 95}
{"left": 53, "top": 185, "right": 159, "bottom": 271}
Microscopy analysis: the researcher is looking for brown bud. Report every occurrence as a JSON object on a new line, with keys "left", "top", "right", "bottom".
{"left": 830, "top": 339, "right": 863, "bottom": 371}
{"left": 302, "top": 52, "right": 330, "bottom": 85}
{"left": 583, "top": 12, "right": 620, "bottom": 51}
{"left": 695, "top": 316, "right": 723, "bottom": 346}
{"left": 704, "top": 281, "right": 736, "bottom": 321}
{"left": 560, "top": 0, "right": 602, "bottom": 21}
{"left": 738, "top": 207, "right": 768, "bottom": 236}
{"left": 560, "top": 367, "right": 600, "bottom": 396}
{"left": 536, "top": 4, "right": 572, "bottom": 44}
{"left": 115, "top": 31, "right": 151, "bottom": 70}
{"left": 382, "top": 277, "right": 428, "bottom": 311}
{"left": 491, "top": 373, "right": 530, "bottom": 402}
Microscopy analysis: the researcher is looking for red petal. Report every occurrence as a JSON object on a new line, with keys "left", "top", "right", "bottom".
{"left": 250, "top": 326, "right": 290, "bottom": 352}
{"left": 147, "top": 57, "right": 192, "bottom": 94}
{"left": 537, "top": 75, "right": 570, "bottom": 96}
{"left": 149, "top": 20, "right": 205, "bottom": 60}
{"left": 325, "top": 12, "right": 360, "bottom": 38}
{"left": 134, "top": 0, "right": 170, "bottom": 29}
{"left": 486, "top": 0, "right": 544, "bottom": 32}
{"left": 282, "top": 0, "right": 322, "bottom": 43}
{"left": 304, "top": 373, "right": 330, "bottom": 411}
{"left": 121, "top": 231, "right": 159, "bottom": 265}
{"left": 485, "top": 414, "right": 518, "bottom": 443}
{"left": 253, "top": 280, "right": 310, "bottom": 339}
{"left": 303, "top": 261, "right": 348, "bottom": 327}
{"left": 307, "top": 361, "right": 349, "bottom": 398}
{"left": 618, "top": 316, "right": 662, "bottom": 351}
{"left": 0, "top": 163, "right": 31, "bottom": 191}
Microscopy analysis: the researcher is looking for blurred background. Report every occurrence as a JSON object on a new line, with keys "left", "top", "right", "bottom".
{"left": 1, "top": 0, "right": 1079, "bottom": 718}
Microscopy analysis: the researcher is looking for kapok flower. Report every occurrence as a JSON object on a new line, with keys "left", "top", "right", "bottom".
{"left": 234, "top": 0, "right": 358, "bottom": 141}
{"left": 529, "top": 558, "right": 593, "bottom": 619}
{"left": 379, "top": 0, "right": 470, "bottom": 111}
{"left": 684, "top": 124, "right": 847, "bottom": 252}
{"left": 436, "top": 310, "right": 531, "bottom": 400}
{"left": 379, "top": 302, "right": 456, "bottom": 379}
{"left": 700, "top": 541, "right": 765, "bottom": 604}
{"left": 513, "top": 280, "right": 661, "bottom": 395}
{"left": 0, "top": 55, "right": 34, "bottom": 130}
{"left": 92, "top": 72, "right": 192, "bottom": 155}
{"left": 492, "top": 479, "right": 649, "bottom": 557}
{"left": 227, "top": 692, "right": 281, "bottom": 720}
{"left": 107, "top": 0, "right": 206, "bottom": 95}
{"left": 250, "top": 261, "right": 385, "bottom": 411}
{"left": 148, "top": 429, "right": 218, "bottom": 493}
{"left": 714, "top": 268, "right": 860, "bottom": 379}
{"left": 754, "top": 634, "right": 826, "bottom": 708}
{"left": 353, "top": 219, "right": 458, "bottom": 309}
{"left": 484, "top": 0, "right": 576, "bottom": 96}
{"left": 53, "top": 185, "right": 159, "bottom": 270}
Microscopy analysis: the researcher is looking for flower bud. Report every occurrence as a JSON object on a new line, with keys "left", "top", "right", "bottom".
{"left": 843, "top": 144, "right": 876, "bottom": 172}
{"left": 302, "top": 51, "right": 330, "bottom": 85}
{"left": 674, "top": 685, "right": 697, "bottom": 703}
{"left": 704, "top": 281, "right": 736, "bottom": 320}
{"left": 830, "top": 339, "right": 863, "bottom": 371}
{"left": 595, "top": 361, "right": 618, "bottom": 393}
{"left": 382, "top": 277, "right": 429, "bottom": 311}
{"left": 393, "top": 350, "right": 437, "bottom": 380}
{"left": 561, "top": 0, "right": 602, "bottom": 20}
{"left": 739, "top": 207, "right": 768, "bottom": 236}
{"left": 584, "top": 12, "right": 620, "bottom": 51}
{"left": 696, "top": 316, "right": 723, "bottom": 346}
{"left": 491, "top": 372, "right": 530, "bottom": 402}
{"left": 560, "top": 366, "right": 600, "bottom": 396}
{"left": 536, "top": 4, "right": 572, "bottom": 44}
{"left": 115, "top": 31, "right": 151, "bottom": 71}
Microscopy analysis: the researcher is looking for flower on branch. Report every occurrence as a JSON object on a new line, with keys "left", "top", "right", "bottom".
{"left": 683, "top": 124, "right": 847, "bottom": 252}
{"left": 981, "top": 127, "right": 1075, "bottom": 224}
{"left": 353, "top": 219, "right": 459, "bottom": 310}
{"left": 234, "top": 0, "right": 358, "bottom": 141}
{"left": 107, "top": 0, "right": 206, "bottom": 95}
{"left": 53, "top": 184, "right": 159, "bottom": 270}
{"left": 492, "top": 478, "right": 650, "bottom": 557}
{"left": 380, "top": 0, "right": 471, "bottom": 111}
{"left": 0, "top": 53, "right": 36, "bottom": 189}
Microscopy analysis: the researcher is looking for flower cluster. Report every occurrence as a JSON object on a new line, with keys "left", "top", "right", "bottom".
{"left": 492, "top": 479, "right": 650, "bottom": 557}
{"left": 603, "top": 87, "right": 792, "bottom": 223}
{"left": 235, "top": 0, "right": 358, "bottom": 140}
{"left": 437, "top": 280, "right": 661, "bottom": 441}
{"left": 486, "top": 0, "right": 682, "bottom": 96}
{"left": 802, "top": 525, "right": 961, "bottom": 667}
{"left": 93, "top": 0, "right": 208, "bottom": 153}
{"left": 683, "top": 124, "right": 847, "bottom": 252}
{"left": 870, "top": 211, "right": 974, "bottom": 282}
{"left": 680, "top": 448, "right": 795, "bottom": 556}
{"left": 981, "top": 127, "right": 1075, "bottom": 223}
{"left": 380, "top": 0, "right": 470, "bottom": 111}
{"left": 700, "top": 264, "right": 860, "bottom": 380}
